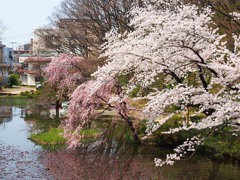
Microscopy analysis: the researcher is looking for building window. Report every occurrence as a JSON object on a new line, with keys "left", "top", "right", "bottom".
{"left": 22, "top": 76, "right": 27, "bottom": 83}
{"left": 35, "top": 76, "right": 41, "bottom": 83}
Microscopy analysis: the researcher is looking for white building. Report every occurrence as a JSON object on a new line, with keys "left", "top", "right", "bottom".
{"left": 20, "top": 57, "right": 52, "bottom": 86}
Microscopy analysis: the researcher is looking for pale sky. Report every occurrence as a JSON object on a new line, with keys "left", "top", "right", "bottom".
{"left": 0, "top": 0, "right": 63, "bottom": 49}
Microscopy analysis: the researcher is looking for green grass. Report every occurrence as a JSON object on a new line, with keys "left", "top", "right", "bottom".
{"left": 80, "top": 129, "right": 100, "bottom": 136}
{"left": 79, "top": 129, "right": 101, "bottom": 144}
{"left": 0, "top": 95, "right": 34, "bottom": 105}
{"left": 30, "top": 128, "right": 101, "bottom": 145}
{"left": 30, "top": 128, "right": 66, "bottom": 145}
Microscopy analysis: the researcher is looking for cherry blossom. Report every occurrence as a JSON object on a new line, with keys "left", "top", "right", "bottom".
{"left": 92, "top": 0, "right": 240, "bottom": 166}
{"left": 59, "top": 0, "right": 240, "bottom": 166}
{"left": 44, "top": 53, "right": 93, "bottom": 98}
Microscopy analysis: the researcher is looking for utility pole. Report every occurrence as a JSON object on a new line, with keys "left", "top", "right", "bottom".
{"left": 10, "top": 42, "right": 17, "bottom": 50}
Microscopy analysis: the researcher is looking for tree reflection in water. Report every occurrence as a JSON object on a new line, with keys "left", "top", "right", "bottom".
{"left": 0, "top": 106, "right": 239, "bottom": 179}
{"left": 40, "top": 121, "right": 240, "bottom": 180}
{"left": 41, "top": 144, "right": 240, "bottom": 180}
{"left": 41, "top": 146, "right": 166, "bottom": 179}
{"left": 0, "top": 106, "right": 13, "bottom": 126}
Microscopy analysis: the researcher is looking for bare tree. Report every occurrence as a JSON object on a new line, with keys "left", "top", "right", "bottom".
{"left": 0, "top": 20, "right": 6, "bottom": 39}
{"left": 36, "top": 0, "right": 143, "bottom": 58}
{"left": 184, "top": 0, "right": 240, "bottom": 51}
{"left": 207, "top": 0, "right": 240, "bottom": 50}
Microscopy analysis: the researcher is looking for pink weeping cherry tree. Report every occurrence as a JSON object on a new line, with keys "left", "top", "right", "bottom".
{"left": 44, "top": 54, "right": 140, "bottom": 148}
{"left": 62, "top": 0, "right": 240, "bottom": 165}
{"left": 63, "top": 77, "right": 141, "bottom": 149}
{"left": 44, "top": 53, "right": 94, "bottom": 118}
{"left": 44, "top": 53, "right": 93, "bottom": 98}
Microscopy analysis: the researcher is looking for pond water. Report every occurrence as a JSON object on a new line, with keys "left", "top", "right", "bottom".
{"left": 0, "top": 107, "right": 40, "bottom": 151}
{"left": 0, "top": 106, "right": 240, "bottom": 179}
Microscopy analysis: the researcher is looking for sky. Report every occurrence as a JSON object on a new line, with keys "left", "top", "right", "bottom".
{"left": 0, "top": 0, "right": 63, "bottom": 49}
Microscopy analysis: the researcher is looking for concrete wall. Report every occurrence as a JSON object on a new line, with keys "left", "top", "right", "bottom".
{"left": 19, "top": 56, "right": 29, "bottom": 63}
{"left": 27, "top": 74, "right": 36, "bottom": 86}
{"left": 20, "top": 75, "right": 28, "bottom": 85}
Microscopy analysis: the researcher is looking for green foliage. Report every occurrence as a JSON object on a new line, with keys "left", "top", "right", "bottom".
{"left": 130, "top": 85, "right": 141, "bottom": 97}
{"left": 152, "top": 113, "right": 207, "bottom": 146}
{"left": 202, "top": 127, "right": 240, "bottom": 160}
{"left": 190, "top": 113, "right": 206, "bottom": 123}
{"left": 130, "top": 98, "right": 149, "bottom": 109}
{"left": 118, "top": 75, "right": 129, "bottom": 87}
{"left": 153, "top": 114, "right": 182, "bottom": 141}
{"left": 79, "top": 128, "right": 101, "bottom": 144}
{"left": 8, "top": 73, "right": 20, "bottom": 87}
{"left": 20, "top": 90, "right": 35, "bottom": 98}
{"left": 186, "top": 72, "right": 199, "bottom": 87}
{"left": 130, "top": 85, "right": 151, "bottom": 97}
{"left": 125, "top": 131, "right": 135, "bottom": 143}
{"left": 209, "top": 83, "right": 223, "bottom": 94}
{"left": 150, "top": 73, "right": 166, "bottom": 90}
{"left": 31, "top": 82, "right": 59, "bottom": 110}
{"left": 160, "top": 114, "right": 182, "bottom": 131}
{"left": 138, "top": 119, "right": 148, "bottom": 136}
{"left": 164, "top": 105, "right": 181, "bottom": 113}
{"left": 79, "top": 129, "right": 99, "bottom": 136}
{"left": 30, "top": 128, "right": 66, "bottom": 145}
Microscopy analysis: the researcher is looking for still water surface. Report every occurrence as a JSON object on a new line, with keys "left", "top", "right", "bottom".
{"left": 0, "top": 106, "right": 240, "bottom": 179}
{"left": 0, "top": 107, "right": 40, "bottom": 151}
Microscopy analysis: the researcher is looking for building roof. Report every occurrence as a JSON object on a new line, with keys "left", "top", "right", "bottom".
{"left": 24, "top": 57, "right": 52, "bottom": 63}
{"left": 25, "top": 70, "right": 40, "bottom": 75}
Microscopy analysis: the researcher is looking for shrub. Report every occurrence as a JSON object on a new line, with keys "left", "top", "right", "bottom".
{"left": 8, "top": 73, "right": 20, "bottom": 87}
{"left": 20, "top": 91, "right": 35, "bottom": 98}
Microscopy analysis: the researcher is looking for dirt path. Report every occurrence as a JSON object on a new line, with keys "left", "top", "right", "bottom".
{"left": 0, "top": 86, "right": 36, "bottom": 95}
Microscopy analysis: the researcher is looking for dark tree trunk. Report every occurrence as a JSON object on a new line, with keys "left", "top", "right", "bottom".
{"left": 125, "top": 118, "right": 141, "bottom": 144}
{"left": 56, "top": 99, "right": 60, "bottom": 118}
{"left": 119, "top": 112, "right": 141, "bottom": 144}
{"left": 197, "top": 65, "right": 209, "bottom": 91}
{"left": 118, "top": 101, "right": 141, "bottom": 144}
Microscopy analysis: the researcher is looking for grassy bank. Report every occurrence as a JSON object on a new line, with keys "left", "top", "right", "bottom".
{"left": 0, "top": 95, "right": 34, "bottom": 105}
{"left": 147, "top": 122, "right": 240, "bottom": 162}
{"left": 30, "top": 128, "right": 66, "bottom": 145}
{"left": 200, "top": 130, "right": 240, "bottom": 161}
{"left": 30, "top": 128, "right": 101, "bottom": 145}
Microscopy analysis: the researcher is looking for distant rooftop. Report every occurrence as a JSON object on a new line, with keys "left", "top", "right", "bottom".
{"left": 24, "top": 57, "right": 52, "bottom": 63}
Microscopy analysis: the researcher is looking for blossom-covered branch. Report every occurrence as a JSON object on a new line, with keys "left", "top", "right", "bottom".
{"left": 44, "top": 53, "right": 94, "bottom": 98}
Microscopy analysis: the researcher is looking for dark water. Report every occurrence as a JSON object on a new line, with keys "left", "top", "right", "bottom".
{"left": 0, "top": 106, "right": 240, "bottom": 179}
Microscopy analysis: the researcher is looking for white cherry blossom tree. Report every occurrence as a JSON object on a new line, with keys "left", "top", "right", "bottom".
{"left": 61, "top": 0, "right": 240, "bottom": 165}
{"left": 91, "top": 0, "right": 240, "bottom": 165}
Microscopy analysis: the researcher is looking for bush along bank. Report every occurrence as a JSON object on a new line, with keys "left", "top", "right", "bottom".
{"left": 0, "top": 94, "right": 34, "bottom": 105}
{"left": 144, "top": 117, "right": 240, "bottom": 162}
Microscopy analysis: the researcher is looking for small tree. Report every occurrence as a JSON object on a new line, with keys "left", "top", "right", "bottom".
{"left": 44, "top": 53, "right": 95, "bottom": 98}
{"left": 44, "top": 53, "right": 96, "bottom": 118}
{"left": 8, "top": 73, "right": 20, "bottom": 88}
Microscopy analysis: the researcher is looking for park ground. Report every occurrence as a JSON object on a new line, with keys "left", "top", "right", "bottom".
{"left": 0, "top": 86, "right": 36, "bottom": 95}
